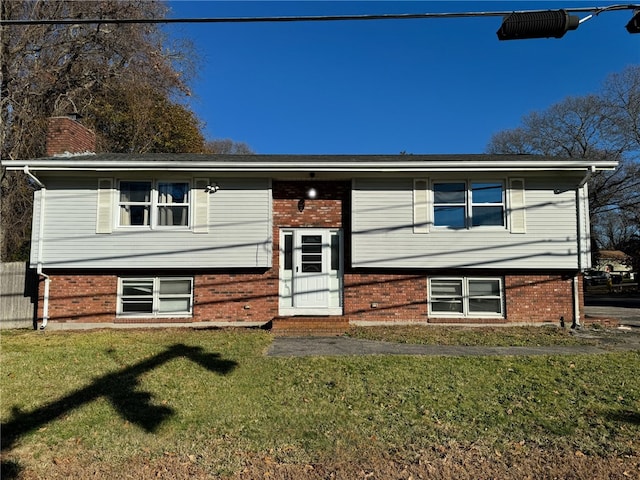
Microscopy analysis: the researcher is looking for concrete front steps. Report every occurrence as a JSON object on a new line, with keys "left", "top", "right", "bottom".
{"left": 269, "top": 316, "right": 350, "bottom": 336}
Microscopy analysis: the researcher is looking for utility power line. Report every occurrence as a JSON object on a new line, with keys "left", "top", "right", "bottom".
{"left": 0, "top": 4, "right": 638, "bottom": 26}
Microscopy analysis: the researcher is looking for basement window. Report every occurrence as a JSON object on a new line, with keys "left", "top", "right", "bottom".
{"left": 429, "top": 277, "right": 504, "bottom": 318}
{"left": 118, "top": 277, "right": 193, "bottom": 317}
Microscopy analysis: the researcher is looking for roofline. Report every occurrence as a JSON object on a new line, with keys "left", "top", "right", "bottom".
{"left": 2, "top": 154, "right": 619, "bottom": 173}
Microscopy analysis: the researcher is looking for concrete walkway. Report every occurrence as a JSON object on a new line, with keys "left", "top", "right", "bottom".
{"left": 267, "top": 328, "right": 640, "bottom": 357}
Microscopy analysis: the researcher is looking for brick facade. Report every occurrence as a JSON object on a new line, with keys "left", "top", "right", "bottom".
{"left": 36, "top": 180, "right": 584, "bottom": 326}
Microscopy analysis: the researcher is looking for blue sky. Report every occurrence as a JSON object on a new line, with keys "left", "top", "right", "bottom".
{"left": 166, "top": 1, "right": 639, "bottom": 154}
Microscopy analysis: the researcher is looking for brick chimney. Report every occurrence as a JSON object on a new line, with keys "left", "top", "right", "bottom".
{"left": 46, "top": 115, "right": 96, "bottom": 156}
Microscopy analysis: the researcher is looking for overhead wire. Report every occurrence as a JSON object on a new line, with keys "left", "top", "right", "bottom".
{"left": 1, "top": 4, "right": 638, "bottom": 26}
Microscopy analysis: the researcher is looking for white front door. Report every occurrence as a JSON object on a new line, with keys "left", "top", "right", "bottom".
{"left": 294, "top": 231, "right": 330, "bottom": 308}
{"left": 279, "top": 228, "right": 343, "bottom": 316}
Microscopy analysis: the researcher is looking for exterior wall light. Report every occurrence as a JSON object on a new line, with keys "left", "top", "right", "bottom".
{"left": 298, "top": 187, "right": 318, "bottom": 211}
{"left": 497, "top": 10, "right": 579, "bottom": 40}
{"left": 306, "top": 187, "right": 317, "bottom": 199}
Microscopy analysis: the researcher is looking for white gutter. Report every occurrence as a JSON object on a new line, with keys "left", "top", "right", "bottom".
{"left": 2, "top": 156, "right": 620, "bottom": 173}
{"left": 24, "top": 166, "right": 49, "bottom": 330}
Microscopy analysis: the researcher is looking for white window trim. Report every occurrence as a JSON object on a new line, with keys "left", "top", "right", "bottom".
{"left": 116, "top": 179, "right": 192, "bottom": 230}
{"left": 430, "top": 180, "right": 506, "bottom": 230}
{"left": 117, "top": 277, "right": 194, "bottom": 318}
{"left": 428, "top": 276, "right": 504, "bottom": 318}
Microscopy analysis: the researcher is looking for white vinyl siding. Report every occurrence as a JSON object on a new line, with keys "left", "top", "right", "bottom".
{"left": 35, "top": 176, "right": 272, "bottom": 269}
{"left": 352, "top": 176, "right": 581, "bottom": 269}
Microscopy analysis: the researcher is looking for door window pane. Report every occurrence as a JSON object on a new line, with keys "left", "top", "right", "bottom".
{"left": 331, "top": 234, "right": 340, "bottom": 271}
{"left": 284, "top": 234, "right": 293, "bottom": 270}
{"left": 301, "top": 235, "right": 323, "bottom": 273}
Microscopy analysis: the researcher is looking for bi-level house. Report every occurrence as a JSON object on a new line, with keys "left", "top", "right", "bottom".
{"left": 4, "top": 116, "right": 617, "bottom": 331}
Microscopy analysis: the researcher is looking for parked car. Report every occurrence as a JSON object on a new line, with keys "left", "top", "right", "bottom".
{"left": 583, "top": 270, "right": 610, "bottom": 286}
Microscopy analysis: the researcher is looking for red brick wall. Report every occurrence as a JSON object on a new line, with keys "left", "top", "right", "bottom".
{"left": 37, "top": 271, "right": 582, "bottom": 325}
{"left": 39, "top": 275, "right": 117, "bottom": 323}
{"left": 35, "top": 181, "right": 584, "bottom": 326}
{"left": 46, "top": 116, "right": 96, "bottom": 156}
{"left": 504, "top": 274, "right": 581, "bottom": 324}
{"left": 193, "top": 272, "right": 278, "bottom": 323}
{"left": 344, "top": 273, "right": 428, "bottom": 321}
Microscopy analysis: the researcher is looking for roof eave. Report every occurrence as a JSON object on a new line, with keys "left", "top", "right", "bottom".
{"left": 2, "top": 159, "right": 620, "bottom": 172}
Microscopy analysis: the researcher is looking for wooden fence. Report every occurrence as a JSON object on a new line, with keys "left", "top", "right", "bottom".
{"left": 1, "top": 262, "right": 36, "bottom": 329}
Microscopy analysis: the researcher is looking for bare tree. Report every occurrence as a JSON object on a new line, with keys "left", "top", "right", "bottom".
{"left": 0, "top": 1, "right": 204, "bottom": 260}
{"left": 487, "top": 66, "right": 640, "bottom": 260}
{"left": 205, "top": 139, "right": 254, "bottom": 155}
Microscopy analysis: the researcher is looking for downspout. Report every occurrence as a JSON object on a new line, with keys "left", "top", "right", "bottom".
{"left": 23, "top": 166, "right": 49, "bottom": 330}
{"left": 573, "top": 166, "right": 595, "bottom": 328}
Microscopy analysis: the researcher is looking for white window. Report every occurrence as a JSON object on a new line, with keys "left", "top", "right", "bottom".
{"left": 429, "top": 277, "right": 504, "bottom": 318}
{"left": 432, "top": 181, "right": 505, "bottom": 229}
{"left": 118, "top": 180, "right": 190, "bottom": 228}
{"left": 118, "top": 277, "right": 193, "bottom": 317}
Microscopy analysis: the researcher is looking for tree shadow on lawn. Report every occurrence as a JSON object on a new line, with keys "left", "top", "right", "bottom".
{"left": 602, "top": 409, "right": 640, "bottom": 426}
{"left": 1, "top": 344, "right": 237, "bottom": 479}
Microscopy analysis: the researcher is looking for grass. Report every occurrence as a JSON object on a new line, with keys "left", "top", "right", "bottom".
{"left": 1, "top": 327, "right": 639, "bottom": 479}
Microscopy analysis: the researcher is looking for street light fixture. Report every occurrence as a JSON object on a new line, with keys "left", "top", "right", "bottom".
{"left": 497, "top": 10, "right": 580, "bottom": 40}
{"left": 626, "top": 10, "right": 640, "bottom": 33}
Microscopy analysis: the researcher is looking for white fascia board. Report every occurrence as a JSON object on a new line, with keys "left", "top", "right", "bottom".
{"left": 3, "top": 158, "right": 619, "bottom": 172}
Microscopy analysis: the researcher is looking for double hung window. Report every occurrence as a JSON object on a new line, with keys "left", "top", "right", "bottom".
{"left": 118, "top": 180, "right": 190, "bottom": 228}
{"left": 119, "top": 277, "right": 193, "bottom": 317}
{"left": 429, "top": 277, "right": 504, "bottom": 317}
{"left": 432, "top": 181, "right": 505, "bottom": 229}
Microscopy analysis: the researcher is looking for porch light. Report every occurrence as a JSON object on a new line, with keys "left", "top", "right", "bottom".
{"left": 497, "top": 10, "right": 580, "bottom": 40}
{"left": 306, "top": 187, "right": 317, "bottom": 199}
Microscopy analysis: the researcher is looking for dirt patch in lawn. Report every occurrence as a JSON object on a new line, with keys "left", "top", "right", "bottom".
{"left": 5, "top": 446, "right": 640, "bottom": 479}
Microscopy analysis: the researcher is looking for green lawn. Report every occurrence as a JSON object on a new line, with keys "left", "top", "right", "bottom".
{"left": 1, "top": 327, "right": 639, "bottom": 478}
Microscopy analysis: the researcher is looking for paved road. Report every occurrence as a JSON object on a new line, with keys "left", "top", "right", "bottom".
{"left": 585, "top": 294, "right": 640, "bottom": 327}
